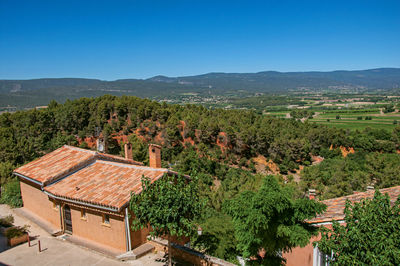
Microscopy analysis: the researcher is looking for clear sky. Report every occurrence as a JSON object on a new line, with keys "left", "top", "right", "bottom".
{"left": 0, "top": 0, "right": 399, "bottom": 80}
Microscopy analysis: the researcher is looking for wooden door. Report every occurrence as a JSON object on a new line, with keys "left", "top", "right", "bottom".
{"left": 64, "top": 205, "right": 73, "bottom": 234}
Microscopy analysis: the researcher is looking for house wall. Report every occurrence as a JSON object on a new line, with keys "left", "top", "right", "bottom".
{"left": 127, "top": 211, "right": 189, "bottom": 249}
{"left": 283, "top": 224, "right": 333, "bottom": 266}
{"left": 129, "top": 212, "right": 151, "bottom": 249}
{"left": 283, "top": 238, "right": 316, "bottom": 266}
{"left": 19, "top": 179, "right": 61, "bottom": 228}
{"left": 67, "top": 205, "right": 127, "bottom": 252}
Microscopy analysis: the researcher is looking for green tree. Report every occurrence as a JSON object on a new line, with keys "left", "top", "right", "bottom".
{"left": 192, "top": 211, "right": 238, "bottom": 262}
{"left": 317, "top": 190, "right": 400, "bottom": 265}
{"left": 127, "top": 134, "right": 148, "bottom": 163}
{"left": 0, "top": 179, "right": 22, "bottom": 208}
{"left": 224, "top": 175, "right": 326, "bottom": 265}
{"left": 129, "top": 174, "right": 204, "bottom": 266}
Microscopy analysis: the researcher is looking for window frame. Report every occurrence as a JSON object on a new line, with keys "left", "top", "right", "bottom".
{"left": 313, "top": 245, "right": 333, "bottom": 266}
{"left": 80, "top": 209, "right": 87, "bottom": 221}
{"left": 102, "top": 214, "right": 111, "bottom": 227}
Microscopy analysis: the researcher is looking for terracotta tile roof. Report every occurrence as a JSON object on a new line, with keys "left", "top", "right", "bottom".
{"left": 309, "top": 186, "right": 400, "bottom": 224}
{"left": 14, "top": 145, "right": 143, "bottom": 185}
{"left": 44, "top": 160, "right": 168, "bottom": 211}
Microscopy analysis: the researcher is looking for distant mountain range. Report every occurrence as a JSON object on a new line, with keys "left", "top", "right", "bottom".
{"left": 1, "top": 68, "right": 399, "bottom": 108}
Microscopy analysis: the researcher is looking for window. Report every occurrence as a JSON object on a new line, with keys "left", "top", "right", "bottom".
{"left": 313, "top": 245, "right": 332, "bottom": 266}
{"left": 80, "top": 209, "right": 87, "bottom": 220}
{"left": 102, "top": 214, "right": 110, "bottom": 226}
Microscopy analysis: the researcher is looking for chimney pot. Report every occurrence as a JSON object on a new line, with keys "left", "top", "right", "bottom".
{"left": 149, "top": 144, "right": 161, "bottom": 168}
{"left": 124, "top": 143, "right": 133, "bottom": 160}
{"left": 96, "top": 137, "right": 106, "bottom": 153}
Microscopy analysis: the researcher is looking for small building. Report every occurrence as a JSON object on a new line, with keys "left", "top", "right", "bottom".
{"left": 13, "top": 144, "right": 179, "bottom": 253}
{"left": 283, "top": 186, "right": 400, "bottom": 266}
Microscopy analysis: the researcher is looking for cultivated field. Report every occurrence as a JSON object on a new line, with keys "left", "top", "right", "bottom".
{"left": 265, "top": 108, "right": 400, "bottom": 131}
{"left": 311, "top": 109, "right": 400, "bottom": 131}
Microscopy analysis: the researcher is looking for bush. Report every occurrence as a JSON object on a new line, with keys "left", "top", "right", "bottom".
{"left": 357, "top": 116, "right": 363, "bottom": 120}
{"left": 5, "top": 225, "right": 30, "bottom": 239}
{"left": 0, "top": 215, "right": 14, "bottom": 227}
{"left": 0, "top": 179, "right": 23, "bottom": 208}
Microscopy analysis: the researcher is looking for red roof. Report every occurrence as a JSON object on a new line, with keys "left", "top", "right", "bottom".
{"left": 44, "top": 160, "right": 168, "bottom": 211}
{"left": 14, "top": 145, "right": 142, "bottom": 185}
{"left": 14, "top": 145, "right": 184, "bottom": 212}
{"left": 309, "top": 186, "right": 400, "bottom": 224}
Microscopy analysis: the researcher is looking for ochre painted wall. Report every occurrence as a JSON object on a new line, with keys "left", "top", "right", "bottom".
{"left": 283, "top": 224, "right": 333, "bottom": 266}
{"left": 19, "top": 179, "right": 61, "bottom": 228}
{"left": 283, "top": 240, "right": 315, "bottom": 266}
{"left": 67, "top": 205, "right": 127, "bottom": 252}
{"left": 129, "top": 212, "right": 150, "bottom": 249}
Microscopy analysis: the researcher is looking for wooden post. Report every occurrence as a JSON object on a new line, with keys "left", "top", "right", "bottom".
{"left": 27, "top": 233, "right": 30, "bottom": 247}
{"left": 38, "top": 240, "right": 41, "bottom": 252}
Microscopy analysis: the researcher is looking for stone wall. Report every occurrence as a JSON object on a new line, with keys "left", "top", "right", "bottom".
{"left": 149, "top": 238, "right": 236, "bottom": 266}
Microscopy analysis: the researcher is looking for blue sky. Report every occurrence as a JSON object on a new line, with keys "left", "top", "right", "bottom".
{"left": 0, "top": 0, "right": 399, "bottom": 80}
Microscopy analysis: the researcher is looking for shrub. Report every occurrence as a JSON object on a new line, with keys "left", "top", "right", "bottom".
{"left": 357, "top": 116, "right": 363, "bottom": 120}
{"left": 5, "top": 225, "right": 30, "bottom": 239}
{"left": 0, "top": 179, "right": 23, "bottom": 208}
{"left": 0, "top": 215, "right": 14, "bottom": 227}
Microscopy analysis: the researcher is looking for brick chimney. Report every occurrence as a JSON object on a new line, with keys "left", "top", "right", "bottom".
{"left": 124, "top": 143, "right": 133, "bottom": 160}
{"left": 308, "top": 189, "right": 316, "bottom": 200}
{"left": 149, "top": 144, "right": 161, "bottom": 168}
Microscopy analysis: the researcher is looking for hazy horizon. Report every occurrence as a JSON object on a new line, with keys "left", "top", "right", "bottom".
{"left": 0, "top": 67, "right": 399, "bottom": 82}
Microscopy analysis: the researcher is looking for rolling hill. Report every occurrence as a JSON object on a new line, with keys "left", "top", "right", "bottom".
{"left": 1, "top": 68, "right": 399, "bottom": 109}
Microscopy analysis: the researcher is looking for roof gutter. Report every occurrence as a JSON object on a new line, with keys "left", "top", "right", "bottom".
{"left": 43, "top": 191, "right": 119, "bottom": 213}
{"left": 310, "top": 219, "right": 346, "bottom": 226}
{"left": 125, "top": 207, "right": 132, "bottom": 251}
{"left": 13, "top": 172, "right": 43, "bottom": 187}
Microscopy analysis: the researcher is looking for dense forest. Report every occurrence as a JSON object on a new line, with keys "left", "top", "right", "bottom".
{"left": 1, "top": 95, "right": 400, "bottom": 261}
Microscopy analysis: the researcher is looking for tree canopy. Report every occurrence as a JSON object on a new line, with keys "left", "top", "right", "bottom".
{"left": 224, "top": 175, "right": 326, "bottom": 265}
{"left": 129, "top": 174, "right": 204, "bottom": 265}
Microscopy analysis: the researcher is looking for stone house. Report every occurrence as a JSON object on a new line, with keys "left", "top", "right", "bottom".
{"left": 13, "top": 143, "right": 179, "bottom": 253}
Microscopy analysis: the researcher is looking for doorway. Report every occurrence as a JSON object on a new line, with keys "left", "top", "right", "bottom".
{"left": 64, "top": 205, "right": 73, "bottom": 234}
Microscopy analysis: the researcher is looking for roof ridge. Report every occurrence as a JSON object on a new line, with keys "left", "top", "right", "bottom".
{"left": 322, "top": 185, "right": 400, "bottom": 203}
{"left": 44, "top": 157, "right": 97, "bottom": 186}
{"left": 64, "top": 145, "right": 144, "bottom": 166}
{"left": 96, "top": 160, "right": 168, "bottom": 171}
{"left": 63, "top": 145, "right": 97, "bottom": 154}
